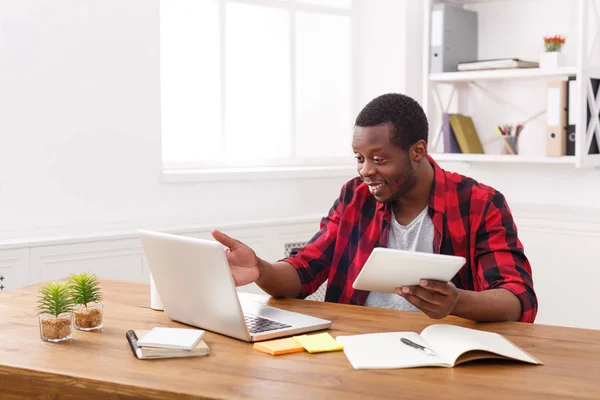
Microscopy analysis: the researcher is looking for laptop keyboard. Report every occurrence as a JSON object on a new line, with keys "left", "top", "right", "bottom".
{"left": 245, "top": 314, "right": 292, "bottom": 334}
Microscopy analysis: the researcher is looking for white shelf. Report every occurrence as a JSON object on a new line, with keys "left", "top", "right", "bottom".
{"left": 429, "top": 67, "right": 578, "bottom": 83}
{"left": 431, "top": 153, "right": 577, "bottom": 165}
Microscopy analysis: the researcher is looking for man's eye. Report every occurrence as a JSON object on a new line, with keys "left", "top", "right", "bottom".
{"left": 373, "top": 158, "right": 384, "bottom": 164}
{"left": 355, "top": 156, "right": 364, "bottom": 162}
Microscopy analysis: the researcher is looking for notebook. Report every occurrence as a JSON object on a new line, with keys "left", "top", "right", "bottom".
{"left": 443, "top": 113, "right": 461, "bottom": 153}
{"left": 126, "top": 330, "right": 209, "bottom": 359}
{"left": 336, "top": 324, "right": 543, "bottom": 369}
{"left": 136, "top": 327, "right": 205, "bottom": 350}
{"left": 448, "top": 114, "right": 484, "bottom": 154}
{"left": 253, "top": 337, "right": 305, "bottom": 356}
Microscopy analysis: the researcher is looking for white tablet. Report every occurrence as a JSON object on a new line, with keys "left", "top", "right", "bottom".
{"left": 352, "top": 248, "right": 466, "bottom": 293}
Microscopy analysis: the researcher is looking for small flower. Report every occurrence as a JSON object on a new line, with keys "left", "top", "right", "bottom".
{"left": 544, "top": 35, "right": 566, "bottom": 52}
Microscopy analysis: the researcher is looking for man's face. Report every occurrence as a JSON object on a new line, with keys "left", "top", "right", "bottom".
{"left": 352, "top": 123, "right": 418, "bottom": 204}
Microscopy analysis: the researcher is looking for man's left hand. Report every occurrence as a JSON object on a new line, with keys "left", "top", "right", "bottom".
{"left": 396, "top": 280, "right": 460, "bottom": 319}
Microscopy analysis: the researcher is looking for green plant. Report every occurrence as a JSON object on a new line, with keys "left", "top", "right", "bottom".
{"left": 37, "top": 282, "right": 74, "bottom": 317}
{"left": 69, "top": 272, "right": 102, "bottom": 308}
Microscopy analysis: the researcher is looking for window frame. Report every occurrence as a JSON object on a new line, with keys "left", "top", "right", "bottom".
{"left": 160, "top": 0, "right": 359, "bottom": 181}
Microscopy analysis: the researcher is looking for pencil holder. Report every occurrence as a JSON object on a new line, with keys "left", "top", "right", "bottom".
{"left": 502, "top": 136, "right": 518, "bottom": 155}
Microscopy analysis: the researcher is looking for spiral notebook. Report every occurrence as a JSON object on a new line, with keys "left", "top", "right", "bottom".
{"left": 126, "top": 330, "right": 209, "bottom": 360}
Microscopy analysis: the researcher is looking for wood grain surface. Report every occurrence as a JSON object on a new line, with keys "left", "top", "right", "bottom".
{"left": 1, "top": 279, "right": 599, "bottom": 399}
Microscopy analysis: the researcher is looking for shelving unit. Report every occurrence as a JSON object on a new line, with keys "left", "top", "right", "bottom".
{"left": 429, "top": 66, "right": 578, "bottom": 83}
{"left": 430, "top": 153, "right": 576, "bottom": 164}
{"left": 422, "top": 0, "right": 600, "bottom": 168}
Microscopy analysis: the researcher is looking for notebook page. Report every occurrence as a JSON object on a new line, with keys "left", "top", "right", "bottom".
{"left": 421, "top": 324, "right": 539, "bottom": 366}
{"left": 336, "top": 332, "right": 449, "bottom": 369}
{"left": 136, "top": 327, "right": 205, "bottom": 350}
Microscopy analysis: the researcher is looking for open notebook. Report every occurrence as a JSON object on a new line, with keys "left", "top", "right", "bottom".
{"left": 336, "top": 324, "right": 542, "bottom": 369}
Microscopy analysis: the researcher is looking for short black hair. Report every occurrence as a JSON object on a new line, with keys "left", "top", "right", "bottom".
{"left": 354, "top": 93, "right": 429, "bottom": 150}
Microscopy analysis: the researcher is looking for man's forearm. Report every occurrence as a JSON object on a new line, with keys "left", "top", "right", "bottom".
{"left": 255, "top": 259, "right": 302, "bottom": 298}
{"left": 451, "top": 288, "right": 522, "bottom": 322}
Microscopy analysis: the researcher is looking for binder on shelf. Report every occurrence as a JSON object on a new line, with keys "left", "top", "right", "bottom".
{"left": 430, "top": 4, "right": 478, "bottom": 73}
{"left": 448, "top": 114, "right": 484, "bottom": 154}
{"left": 567, "top": 77, "right": 577, "bottom": 156}
{"left": 442, "top": 113, "right": 462, "bottom": 153}
{"left": 546, "top": 80, "right": 568, "bottom": 157}
{"left": 563, "top": 77, "right": 599, "bottom": 156}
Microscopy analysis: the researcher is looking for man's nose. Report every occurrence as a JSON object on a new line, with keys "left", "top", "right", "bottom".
{"left": 359, "top": 159, "right": 376, "bottom": 177}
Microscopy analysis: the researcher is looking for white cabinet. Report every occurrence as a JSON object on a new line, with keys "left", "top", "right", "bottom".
{"left": 29, "top": 239, "right": 147, "bottom": 285}
{"left": 1, "top": 219, "right": 319, "bottom": 293}
{"left": 0, "top": 248, "right": 30, "bottom": 291}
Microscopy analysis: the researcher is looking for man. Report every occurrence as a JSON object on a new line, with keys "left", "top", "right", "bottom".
{"left": 212, "top": 93, "right": 537, "bottom": 323}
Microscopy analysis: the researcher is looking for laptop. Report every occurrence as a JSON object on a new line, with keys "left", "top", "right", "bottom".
{"left": 138, "top": 230, "right": 331, "bottom": 342}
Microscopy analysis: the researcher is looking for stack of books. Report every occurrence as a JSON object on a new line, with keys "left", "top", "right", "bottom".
{"left": 126, "top": 327, "right": 209, "bottom": 360}
{"left": 443, "top": 113, "right": 484, "bottom": 154}
{"left": 457, "top": 58, "right": 539, "bottom": 71}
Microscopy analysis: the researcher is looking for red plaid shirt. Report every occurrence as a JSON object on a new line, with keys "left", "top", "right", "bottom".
{"left": 283, "top": 156, "right": 537, "bottom": 323}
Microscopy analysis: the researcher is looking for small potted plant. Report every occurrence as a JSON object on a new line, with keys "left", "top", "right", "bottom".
{"left": 540, "top": 34, "right": 566, "bottom": 68}
{"left": 37, "top": 281, "right": 74, "bottom": 342}
{"left": 69, "top": 272, "right": 104, "bottom": 331}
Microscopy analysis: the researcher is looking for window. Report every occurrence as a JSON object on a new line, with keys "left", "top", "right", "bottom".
{"left": 160, "top": 0, "right": 354, "bottom": 172}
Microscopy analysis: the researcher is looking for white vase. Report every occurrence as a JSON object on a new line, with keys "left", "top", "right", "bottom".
{"left": 150, "top": 274, "right": 164, "bottom": 311}
{"left": 539, "top": 51, "right": 564, "bottom": 68}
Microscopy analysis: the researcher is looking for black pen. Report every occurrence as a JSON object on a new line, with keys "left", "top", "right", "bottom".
{"left": 400, "top": 337, "right": 437, "bottom": 356}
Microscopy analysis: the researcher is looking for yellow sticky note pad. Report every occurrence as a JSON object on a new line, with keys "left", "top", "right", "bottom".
{"left": 253, "top": 337, "right": 305, "bottom": 356}
{"left": 294, "top": 332, "right": 344, "bottom": 354}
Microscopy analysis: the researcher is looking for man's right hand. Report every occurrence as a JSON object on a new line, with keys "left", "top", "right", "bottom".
{"left": 211, "top": 229, "right": 260, "bottom": 286}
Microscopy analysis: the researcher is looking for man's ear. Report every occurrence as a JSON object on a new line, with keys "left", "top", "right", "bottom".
{"left": 411, "top": 140, "right": 428, "bottom": 162}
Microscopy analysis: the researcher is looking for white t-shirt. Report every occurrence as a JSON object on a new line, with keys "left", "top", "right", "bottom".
{"left": 364, "top": 206, "right": 434, "bottom": 311}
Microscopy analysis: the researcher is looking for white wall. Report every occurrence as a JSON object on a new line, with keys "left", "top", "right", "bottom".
{"left": 0, "top": 0, "right": 415, "bottom": 242}
{"left": 2, "top": 0, "right": 599, "bottom": 329}
{"left": 355, "top": 0, "right": 407, "bottom": 102}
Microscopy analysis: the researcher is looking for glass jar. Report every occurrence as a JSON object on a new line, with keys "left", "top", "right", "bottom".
{"left": 73, "top": 303, "right": 104, "bottom": 331}
{"left": 39, "top": 312, "right": 73, "bottom": 342}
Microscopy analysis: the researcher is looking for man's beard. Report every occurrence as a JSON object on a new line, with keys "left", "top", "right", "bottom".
{"left": 382, "top": 164, "right": 417, "bottom": 204}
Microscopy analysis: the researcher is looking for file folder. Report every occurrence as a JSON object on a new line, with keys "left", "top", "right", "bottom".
{"left": 430, "top": 4, "right": 478, "bottom": 73}
{"left": 546, "top": 80, "right": 568, "bottom": 157}
{"left": 565, "top": 77, "right": 599, "bottom": 155}
{"left": 567, "top": 77, "right": 577, "bottom": 155}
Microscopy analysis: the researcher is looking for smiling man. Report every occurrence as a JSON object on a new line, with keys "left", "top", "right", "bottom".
{"left": 212, "top": 93, "right": 537, "bottom": 323}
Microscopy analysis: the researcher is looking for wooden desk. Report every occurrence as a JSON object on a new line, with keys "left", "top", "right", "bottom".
{"left": 1, "top": 279, "right": 599, "bottom": 399}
